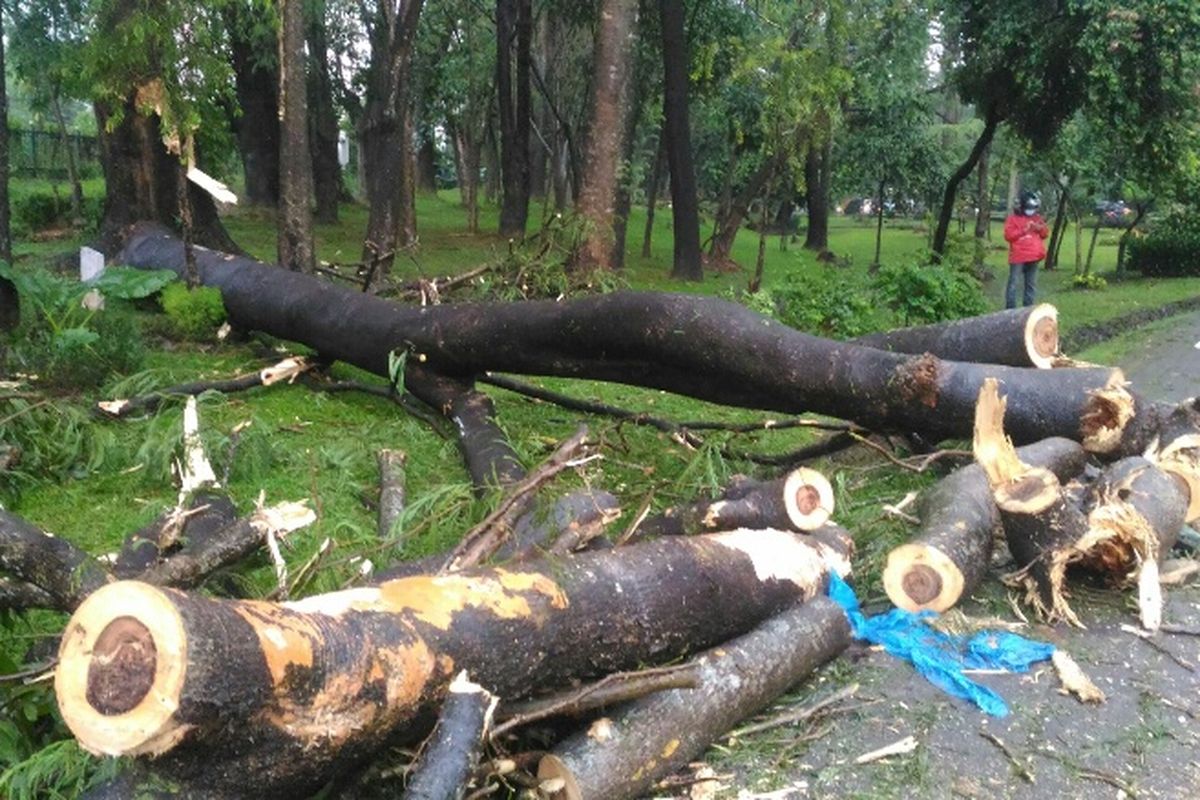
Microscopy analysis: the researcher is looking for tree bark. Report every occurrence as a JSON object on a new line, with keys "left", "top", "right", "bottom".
{"left": 573, "top": 0, "right": 637, "bottom": 271}
{"left": 1045, "top": 175, "right": 1073, "bottom": 271}
{"left": 658, "top": 0, "right": 702, "bottom": 280}
{"left": 497, "top": 0, "right": 532, "bottom": 237}
{"left": 51, "top": 93, "right": 85, "bottom": 223}
{"left": 641, "top": 129, "right": 666, "bottom": 259}
{"left": 932, "top": 108, "right": 1000, "bottom": 258}
{"left": 277, "top": 0, "right": 316, "bottom": 273}
{"left": 851, "top": 304, "right": 1060, "bottom": 369}
{"left": 307, "top": 0, "right": 342, "bottom": 224}
{"left": 803, "top": 141, "right": 831, "bottom": 252}
{"left": 56, "top": 529, "right": 851, "bottom": 798}
{"left": 973, "top": 142, "right": 990, "bottom": 242}
{"left": 0, "top": 1, "right": 14, "bottom": 331}
{"left": 882, "top": 437, "right": 1086, "bottom": 613}
{"left": 359, "top": 0, "right": 425, "bottom": 287}
{"left": 403, "top": 672, "right": 495, "bottom": 800}
{"left": 538, "top": 597, "right": 851, "bottom": 800}
{"left": 710, "top": 152, "right": 786, "bottom": 267}
{"left": 225, "top": 0, "right": 281, "bottom": 207}
{"left": 377, "top": 449, "right": 408, "bottom": 539}
{"left": 119, "top": 225, "right": 1142, "bottom": 452}
{"left": 416, "top": 133, "right": 439, "bottom": 194}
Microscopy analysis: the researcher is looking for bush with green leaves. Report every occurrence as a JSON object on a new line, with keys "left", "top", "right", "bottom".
{"left": 1, "top": 264, "right": 175, "bottom": 390}
{"left": 159, "top": 283, "right": 228, "bottom": 340}
{"left": 1071, "top": 272, "right": 1108, "bottom": 290}
{"left": 11, "top": 191, "right": 101, "bottom": 234}
{"left": 770, "top": 277, "right": 875, "bottom": 338}
{"left": 1126, "top": 209, "right": 1200, "bottom": 277}
{"left": 873, "top": 260, "right": 987, "bottom": 326}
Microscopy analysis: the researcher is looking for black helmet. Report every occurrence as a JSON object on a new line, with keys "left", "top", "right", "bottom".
{"left": 1018, "top": 190, "right": 1040, "bottom": 213}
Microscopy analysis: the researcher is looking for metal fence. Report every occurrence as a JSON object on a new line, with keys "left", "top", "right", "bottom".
{"left": 8, "top": 128, "right": 101, "bottom": 180}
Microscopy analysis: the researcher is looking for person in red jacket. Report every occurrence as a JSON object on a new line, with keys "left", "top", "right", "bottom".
{"left": 1003, "top": 191, "right": 1049, "bottom": 308}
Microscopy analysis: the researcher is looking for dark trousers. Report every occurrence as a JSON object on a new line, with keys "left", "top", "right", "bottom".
{"left": 1006, "top": 261, "right": 1039, "bottom": 309}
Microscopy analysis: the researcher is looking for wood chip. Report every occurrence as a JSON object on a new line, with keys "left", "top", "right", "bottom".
{"left": 854, "top": 735, "right": 918, "bottom": 764}
{"left": 1052, "top": 650, "right": 1106, "bottom": 703}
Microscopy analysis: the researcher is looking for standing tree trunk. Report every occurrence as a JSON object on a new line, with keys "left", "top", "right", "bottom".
{"left": 225, "top": 0, "right": 280, "bottom": 207}
{"left": 873, "top": 176, "right": 886, "bottom": 267}
{"left": 51, "top": 93, "right": 85, "bottom": 224}
{"left": 658, "top": 0, "right": 702, "bottom": 280}
{"left": 973, "top": 142, "right": 990, "bottom": 242}
{"left": 277, "top": 0, "right": 315, "bottom": 273}
{"left": 709, "top": 152, "right": 785, "bottom": 266}
{"left": 497, "top": 0, "right": 532, "bottom": 238}
{"left": 358, "top": 0, "right": 424, "bottom": 288}
{"left": 803, "top": 140, "right": 831, "bottom": 252}
{"left": 1046, "top": 175, "right": 1073, "bottom": 270}
{"left": 0, "top": 2, "right": 14, "bottom": 333}
{"left": 398, "top": 101, "right": 418, "bottom": 247}
{"left": 933, "top": 108, "right": 1000, "bottom": 258}
{"left": 574, "top": 0, "right": 637, "bottom": 271}
{"left": 641, "top": 129, "right": 665, "bottom": 259}
{"left": 416, "top": 133, "right": 438, "bottom": 194}
{"left": 306, "top": 0, "right": 342, "bottom": 224}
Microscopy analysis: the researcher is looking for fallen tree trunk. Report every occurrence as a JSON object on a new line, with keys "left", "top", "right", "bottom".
{"left": 118, "top": 224, "right": 1136, "bottom": 450}
{"left": 851, "top": 304, "right": 1059, "bottom": 369}
{"left": 882, "top": 437, "right": 1087, "bottom": 613}
{"left": 632, "top": 467, "right": 834, "bottom": 540}
{"left": 537, "top": 596, "right": 851, "bottom": 800}
{"left": 56, "top": 528, "right": 851, "bottom": 798}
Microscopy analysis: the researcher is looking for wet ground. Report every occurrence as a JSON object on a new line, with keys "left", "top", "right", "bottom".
{"left": 702, "top": 312, "right": 1200, "bottom": 799}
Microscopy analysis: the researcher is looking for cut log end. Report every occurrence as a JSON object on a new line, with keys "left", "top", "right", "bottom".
{"left": 783, "top": 468, "right": 835, "bottom": 531}
{"left": 882, "top": 543, "right": 966, "bottom": 613}
{"left": 994, "top": 469, "right": 1060, "bottom": 515}
{"left": 1025, "top": 304, "right": 1059, "bottom": 369}
{"left": 56, "top": 581, "right": 189, "bottom": 757}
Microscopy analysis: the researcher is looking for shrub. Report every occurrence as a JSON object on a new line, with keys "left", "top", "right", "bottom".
{"left": 873, "top": 260, "right": 987, "bottom": 326}
{"left": 771, "top": 278, "right": 875, "bottom": 338}
{"left": 1126, "top": 209, "right": 1200, "bottom": 276}
{"left": 12, "top": 191, "right": 101, "bottom": 233}
{"left": 160, "top": 283, "right": 228, "bottom": 340}
{"left": 1071, "top": 273, "right": 1108, "bottom": 290}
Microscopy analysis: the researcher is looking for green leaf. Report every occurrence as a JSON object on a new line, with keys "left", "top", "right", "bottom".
{"left": 93, "top": 267, "right": 178, "bottom": 300}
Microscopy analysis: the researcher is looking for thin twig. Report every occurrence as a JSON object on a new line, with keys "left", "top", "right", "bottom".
{"left": 728, "top": 683, "right": 862, "bottom": 740}
{"left": 0, "top": 658, "right": 57, "bottom": 683}
{"left": 1078, "top": 769, "right": 1138, "bottom": 797}
{"left": 980, "top": 731, "right": 1035, "bottom": 784}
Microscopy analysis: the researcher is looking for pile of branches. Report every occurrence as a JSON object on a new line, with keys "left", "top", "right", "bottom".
{"left": 1, "top": 224, "right": 1196, "bottom": 798}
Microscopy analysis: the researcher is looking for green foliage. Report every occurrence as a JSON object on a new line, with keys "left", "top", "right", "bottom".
{"left": 874, "top": 260, "right": 987, "bottom": 326}
{"left": 1126, "top": 209, "right": 1200, "bottom": 277}
{"left": 770, "top": 279, "right": 874, "bottom": 338}
{"left": 159, "top": 283, "right": 228, "bottom": 340}
{"left": 0, "top": 263, "right": 158, "bottom": 390}
{"left": 12, "top": 192, "right": 100, "bottom": 234}
{"left": 1071, "top": 272, "right": 1108, "bottom": 290}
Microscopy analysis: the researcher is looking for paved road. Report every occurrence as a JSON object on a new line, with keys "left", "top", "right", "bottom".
{"left": 1118, "top": 309, "right": 1200, "bottom": 402}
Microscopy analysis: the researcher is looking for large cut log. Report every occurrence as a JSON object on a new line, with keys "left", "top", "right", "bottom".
{"left": 851, "top": 304, "right": 1059, "bottom": 369}
{"left": 118, "top": 224, "right": 1137, "bottom": 450}
{"left": 55, "top": 528, "right": 851, "bottom": 798}
{"left": 537, "top": 597, "right": 851, "bottom": 800}
{"left": 882, "top": 437, "right": 1087, "bottom": 613}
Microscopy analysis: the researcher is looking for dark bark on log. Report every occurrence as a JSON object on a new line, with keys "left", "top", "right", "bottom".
{"left": 1142, "top": 398, "right": 1200, "bottom": 523}
{"left": 56, "top": 529, "right": 851, "bottom": 798}
{"left": 405, "top": 365, "right": 525, "bottom": 491}
{"left": 633, "top": 467, "right": 834, "bottom": 539}
{"left": 537, "top": 597, "right": 851, "bottom": 800}
{"left": 851, "top": 305, "right": 1059, "bottom": 369}
{"left": 117, "top": 225, "right": 1139, "bottom": 451}
{"left": 403, "top": 672, "right": 496, "bottom": 800}
{"left": 378, "top": 449, "right": 408, "bottom": 539}
{"left": 114, "top": 493, "right": 239, "bottom": 578}
{"left": 883, "top": 437, "right": 1086, "bottom": 613}
{"left": 0, "top": 577, "right": 56, "bottom": 611}
{"left": 0, "top": 511, "right": 111, "bottom": 611}
{"left": 1087, "top": 457, "right": 1186, "bottom": 566}
{"left": 493, "top": 663, "right": 699, "bottom": 737}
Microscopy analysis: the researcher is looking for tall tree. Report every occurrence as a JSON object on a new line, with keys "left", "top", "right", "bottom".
{"left": 90, "top": 0, "right": 237, "bottom": 253}
{"left": 307, "top": 0, "right": 342, "bottom": 224}
{"left": 802, "top": 140, "right": 831, "bottom": 252}
{"left": 277, "top": 0, "right": 315, "bottom": 273}
{"left": 496, "top": 0, "right": 532, "bottom": 237}
{"left": 0, "top": 0, "right": 16, "bottom": 332}
{"left": 224, "top": 0, "right": 280, "bottom": 206}
{"left": 358, "top": 0, "right": 424, "bottom": 287}
{"left": 573, "top": 0, "right": 638, "bottom": 270}
{"left": 658, "top": 0, "right": 701, "bottom": 280}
